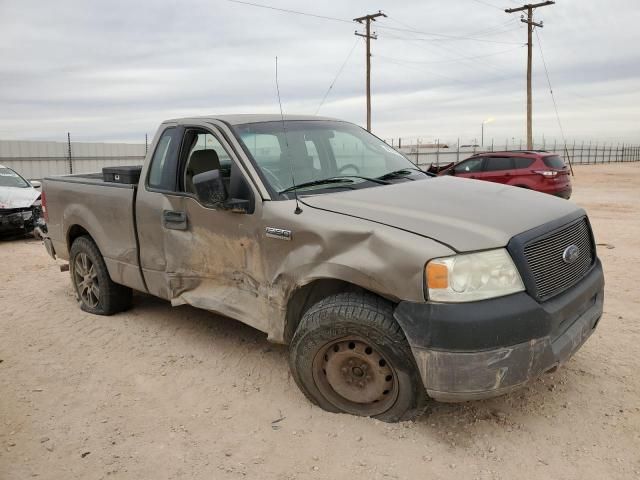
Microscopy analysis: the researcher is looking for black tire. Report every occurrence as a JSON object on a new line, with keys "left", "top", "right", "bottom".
{"left": 289, "top": 291, "right": 427, "bottom": 423}
{"left": 69, "top": 235, "right": 132, "bottom": 315}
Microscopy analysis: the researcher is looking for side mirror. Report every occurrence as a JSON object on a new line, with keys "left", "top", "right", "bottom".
{"left": 225, "top": 198, "right": 250, "bottom": 214}
{"left": 192, "top": 170, "right": 226, "bottom": 208}
{"left": 30, "top": 180, "right": 42, "bottom": 189}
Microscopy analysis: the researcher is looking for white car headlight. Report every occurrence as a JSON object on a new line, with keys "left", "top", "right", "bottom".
{"left": 425, "top": 248, "right": 525, "bottom": 302}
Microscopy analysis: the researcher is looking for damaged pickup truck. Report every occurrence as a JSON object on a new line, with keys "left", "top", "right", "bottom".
{"left": 42, "top": 115, "right": 604, "bottom": 422}
{"left": 0, "top": 165, "right": 46, "bottom": 239}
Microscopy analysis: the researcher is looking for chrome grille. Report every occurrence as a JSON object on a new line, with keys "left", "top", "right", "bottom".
{"left": 523, "top": 217, "right": 594, "bottom": 300}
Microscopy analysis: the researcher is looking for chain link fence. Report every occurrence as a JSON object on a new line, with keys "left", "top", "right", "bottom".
{"left": 2, "top": 134, "right": 639, "bottom": 180}
{"left": 384, "top": 138, "right": 640, "bottom": 169}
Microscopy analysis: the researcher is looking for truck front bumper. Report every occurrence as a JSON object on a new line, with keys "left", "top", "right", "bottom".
{"left": 394, "top": 260, "right": 604, "bottom": 402}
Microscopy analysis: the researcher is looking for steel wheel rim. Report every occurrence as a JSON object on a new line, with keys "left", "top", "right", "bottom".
{"left": 73, "top": 252, "right": 99, "bottom": 308}
{"left": 312, "top": 336, "right": 399, "bottom": 417}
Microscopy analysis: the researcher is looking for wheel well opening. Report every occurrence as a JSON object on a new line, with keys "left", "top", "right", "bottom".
{"left": 284, "top": 279, "right": 385, "bottom": 344}
{"left": 67, "top": 225, "right": 90, "bottom": 250}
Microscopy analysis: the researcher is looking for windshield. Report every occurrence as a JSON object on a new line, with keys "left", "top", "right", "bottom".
{"left": 233, "top": 120, "right": 420, "bottom": 195}
{"left": 0, "top": 167, "right": 29, "bottom": 188}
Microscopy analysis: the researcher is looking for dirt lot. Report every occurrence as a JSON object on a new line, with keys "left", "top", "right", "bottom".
{"left": 1, "top": 163, "right": 639, "bottom": 480}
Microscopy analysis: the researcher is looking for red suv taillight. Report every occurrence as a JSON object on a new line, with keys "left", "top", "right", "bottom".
{"left": 533, "top": 170, "right": 559, "bottom": 178}
{"left": 41, "top": 191, "right": 49, "bottom": 223}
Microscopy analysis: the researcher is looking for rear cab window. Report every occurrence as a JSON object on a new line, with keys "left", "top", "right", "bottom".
{"left": 543, "top": 155, "right": 566, "bottom": 169}
{"left": 148, "top": 127, "right": 182, "bottom": 191}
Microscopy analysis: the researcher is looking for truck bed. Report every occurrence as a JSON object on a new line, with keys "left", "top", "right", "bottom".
{"left": 43, "top": 172, "right": 146, "bottom": 292}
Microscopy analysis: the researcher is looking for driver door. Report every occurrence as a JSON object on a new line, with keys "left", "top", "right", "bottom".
{"left": 136, "top": 124, "right": 269, "bottom": 332}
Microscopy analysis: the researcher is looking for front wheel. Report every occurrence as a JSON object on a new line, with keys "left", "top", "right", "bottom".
{"left": 289, "top": 292, "right": 427, "bottom": 422}
{"left": 69, "top": 236, "right": 132, "bottom": 315}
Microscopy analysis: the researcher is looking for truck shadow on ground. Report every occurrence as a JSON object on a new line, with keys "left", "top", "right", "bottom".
{"left": 127, "top": 291, "right": 581, "bottom": 446}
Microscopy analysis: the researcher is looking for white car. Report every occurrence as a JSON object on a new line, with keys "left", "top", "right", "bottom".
{"left": 0, "top": 164, "right": 46, "bottom": 238}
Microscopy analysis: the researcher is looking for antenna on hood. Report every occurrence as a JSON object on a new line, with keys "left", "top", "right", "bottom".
{"left": 275, "top": 56, "right": 302, "bottom": 215}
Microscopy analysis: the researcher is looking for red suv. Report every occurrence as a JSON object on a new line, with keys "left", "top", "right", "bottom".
{"left": 445, "top": 151, "right": 572, "bottom": 199}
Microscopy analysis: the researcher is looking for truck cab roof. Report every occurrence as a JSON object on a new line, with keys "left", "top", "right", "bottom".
{"left": 163, "top": 114, "right": 342, "bottom": 126}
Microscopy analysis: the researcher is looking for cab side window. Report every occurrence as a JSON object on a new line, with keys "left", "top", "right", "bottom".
{"left": 180, "top": 128, "right": 255, "bottom": 213}
{"left": 182, "top": 132, "right": 232, "bottom": 194}
{"left": 148, "top": 127, "right": 180, "bottom": 191}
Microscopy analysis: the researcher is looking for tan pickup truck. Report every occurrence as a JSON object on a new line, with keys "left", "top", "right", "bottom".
{"left": 42, "top": 115, "right": 604, "bottom": 422}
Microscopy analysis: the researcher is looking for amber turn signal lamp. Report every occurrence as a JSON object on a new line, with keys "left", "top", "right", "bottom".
{"left": 426, "top": 262, "right": 449, "bottom": 289}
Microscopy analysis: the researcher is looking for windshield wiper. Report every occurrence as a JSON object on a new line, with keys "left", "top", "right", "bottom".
{"left": 376, "top": 168, "right": 427, "bottom": 181}
{"left": 278, "top": 176, "right": 389, "bottom": 194}
{"left": 279, "top": 177, "right": 355, "bottom": 194}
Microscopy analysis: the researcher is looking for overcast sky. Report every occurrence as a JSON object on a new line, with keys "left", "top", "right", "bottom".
{"left": 1, "top": 0, "right": 639, "bottom": 145}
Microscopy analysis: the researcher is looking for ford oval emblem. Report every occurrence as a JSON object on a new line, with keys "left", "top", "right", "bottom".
{"left": 562, "top": 245, "right": 580, "bottom": 264}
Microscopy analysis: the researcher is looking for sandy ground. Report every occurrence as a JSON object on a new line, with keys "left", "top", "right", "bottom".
{"left": 1, "top": 162, "right": 639, "bottom": 480}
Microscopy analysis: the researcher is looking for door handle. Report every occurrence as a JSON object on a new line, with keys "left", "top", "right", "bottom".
{"left": 163, "top": 210, "right": 187, "bottom": 230}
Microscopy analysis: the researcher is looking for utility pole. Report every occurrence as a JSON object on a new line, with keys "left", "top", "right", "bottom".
{"left": 505, "top": 1, "right": 554, "bottom": 150}
{"left": 354, "top": 10, "right": 386, "bottom": 132}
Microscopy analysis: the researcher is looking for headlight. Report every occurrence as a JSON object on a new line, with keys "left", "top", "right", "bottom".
{"left": 425, "top": 249, "right": 524, "bottom": 302}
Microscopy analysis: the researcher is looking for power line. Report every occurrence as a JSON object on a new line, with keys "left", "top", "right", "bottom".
{"left": 376, "top": 17, "right": 524, "bottom": 94}
{"left": 374, "top": 45, "right": 524, "bottom": 66}
{"left": 468, "top": 0, "right": 506, "bottom": 10}
{"left": 377, "top": 54, "right": 520, "bottom": 89}
{"left": 468, "top": 19, "right": 522, "bottom": 37}
{"left": 315, "top": 38, "right": 361, "bottom": 115}
{"left": 374, "top": 56, "right": 472, "bottom": 88}
{"left": 225, "top": 1, "right": 522, "bottom": 45}
{"left": 224, "top": 0, "right": 351, "bottom": 24}
{"left": 379, "top": 29, "right": 523, "bottom": 80}
{"left": 390, "top": 14, "right": 517, "bottom": 38}
{"left": 375, "top": 23, "right": 523, "bottom": 45}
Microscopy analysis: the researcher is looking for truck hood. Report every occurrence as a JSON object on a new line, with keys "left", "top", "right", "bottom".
{"left": 300, "top": 176, "right": 581, "bottom": 252}
{"left": 0, "top": 186, "right": 40, "bottom": 209}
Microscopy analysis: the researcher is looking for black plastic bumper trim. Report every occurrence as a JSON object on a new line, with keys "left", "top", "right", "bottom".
{"left": 393, "top": 259, "right": 604, "bottom": 352}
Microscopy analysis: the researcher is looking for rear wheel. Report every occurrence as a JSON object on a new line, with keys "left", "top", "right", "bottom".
{"left": 69, "top": 236, "right": 132, "bottom": 315}
{"left": 289, "top": 291, "right": 427, "bottom": 422}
